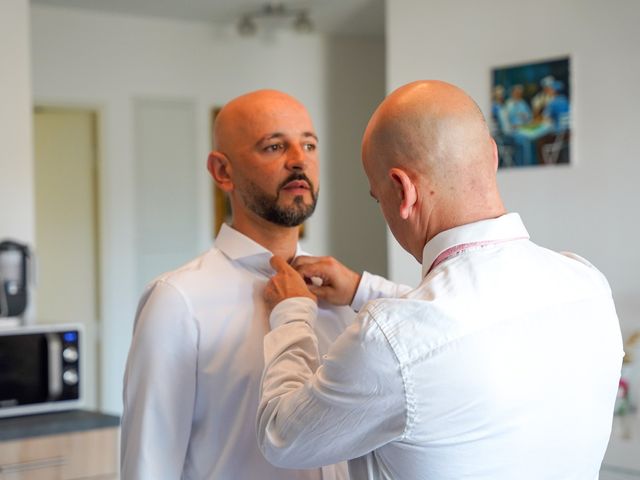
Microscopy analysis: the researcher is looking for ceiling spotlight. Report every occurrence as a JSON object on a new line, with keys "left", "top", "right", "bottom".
{"left": 237, "top": 15, "right": 257, "bottom": 36}
{"left": 293, "top": 11, "right": 313, "bottom": 33}
{"left": 237, "top": 3, "right": 314, "bottom": 36}
{"left": 263, "top": 2, "right": 286, "bottom": 16}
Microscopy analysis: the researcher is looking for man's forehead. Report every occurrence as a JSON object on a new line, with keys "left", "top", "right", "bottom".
{"left": 245, "top": 110, "right": 317, "bottom": 139}
{"left": 216, "top": 96, "right": 316, "bottom": 149}
{"left": 253, "top": 105, "right": 312, "bottom": 124}
{"left": 258, "top": 130, "right": 318, "bottom": 141}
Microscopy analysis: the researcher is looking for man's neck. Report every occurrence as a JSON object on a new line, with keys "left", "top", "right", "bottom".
{"left": 231, "top": 214, "right": 299, "bottom": 263}
{"left": 418, "top": 201, "right": 507, "bottom": 261}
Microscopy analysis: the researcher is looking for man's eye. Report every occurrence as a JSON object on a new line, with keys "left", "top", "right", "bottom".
{"left": 303, "top": 143, "right": 317, "bottom": 151}
{"left": 264, "top": 144, "right": 284, "bottom": 153}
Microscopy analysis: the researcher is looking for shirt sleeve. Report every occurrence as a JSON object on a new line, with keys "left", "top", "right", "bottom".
{"left": 257, "top": 297, "right": 407, "bottom": 469}
{"left": 350, "top": 271, "right": 413, "bottom": 312}
{"left": 120, "top": 280, "right": 199, "bottom": 479}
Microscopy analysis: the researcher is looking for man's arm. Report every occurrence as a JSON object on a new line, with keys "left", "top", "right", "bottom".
{"left": 350, "top": 271, "right": 413, "bottom": 312}
{"left": 121, "top": 280, "right": 198, "bottom": 479}
{"left": 258, "top": 257, "right": 406, "bottom": 468}
{"left": 257, "top": 298, "right": 406, "bottom": 468}
{"left": 292, "top": 256, "right": 412, "bottom": 311}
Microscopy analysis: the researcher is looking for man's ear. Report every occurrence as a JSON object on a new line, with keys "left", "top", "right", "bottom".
{"left": 490, "top": 137, "right": 499, "bottom": 171}
{"left": 389, "top": 167, "right": 417, "bottom": 220}
{"left": 208, "top": 151, "right": 233, "bottom": 192}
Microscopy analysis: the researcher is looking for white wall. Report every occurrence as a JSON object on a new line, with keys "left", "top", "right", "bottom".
{"left": 325, "top": 36, "right": 388, "bottom": 276}
{"left": 0, "top": 0, "right": 34, "bottom": 244}
{"left": 386, "top": 0, "right": 640, "bottom": 335}
{"left": 30, "top": 5, "right": 386, "bottom": 413}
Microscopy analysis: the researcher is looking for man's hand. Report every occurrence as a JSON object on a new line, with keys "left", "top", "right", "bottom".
{"left": 291, "top": 256, "right": 361, "bottom": 306}
{"left": 264, "top": 256, "right": 317, "bottom": 312}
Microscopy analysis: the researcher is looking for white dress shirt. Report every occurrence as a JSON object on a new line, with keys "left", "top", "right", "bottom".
{"left": 121, "top": 224, "right": 395, "bottom": 480}
{"left": 258, "top": 213, "right": 624, "bottom": 480}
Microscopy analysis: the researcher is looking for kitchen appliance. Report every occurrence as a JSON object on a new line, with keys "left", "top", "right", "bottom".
{"left": 0, "top": 324, "right": 82, "bottom": 417}
{"left": 0, "top": 240, "right": 32, "bottom": 324}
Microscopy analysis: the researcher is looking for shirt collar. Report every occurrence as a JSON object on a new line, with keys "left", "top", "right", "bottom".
{"left": 421, "top": 213, "right": 529, "bottom": 278}
{"left": 214, "top": 223, "right": 304, "bottom": 277}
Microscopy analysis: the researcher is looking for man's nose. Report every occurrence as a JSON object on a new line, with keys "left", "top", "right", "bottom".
{"left": 285, "top": 144, "right": 307, "bottom": 170}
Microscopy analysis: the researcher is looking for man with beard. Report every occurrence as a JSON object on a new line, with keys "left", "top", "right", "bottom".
{"left": 120, "top": 90, "right": 408, "bottom": 479}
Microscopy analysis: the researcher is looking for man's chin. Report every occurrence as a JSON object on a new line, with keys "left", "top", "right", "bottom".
{"left": 272, "top": 203, "right": 314, "bottom": 226}
{"left": 278, "top": 196, "right": 313, "bottom": 209}
{"left": 266, "top": 214, "right": 309, "bottom": 228}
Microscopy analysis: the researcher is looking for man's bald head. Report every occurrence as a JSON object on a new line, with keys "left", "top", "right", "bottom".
{"left": 362, "top": 80, "right": 505, "bottom": 257}
{"left": 214, "top": 89, "right": 313, "bottom": 156}
{"left": 363, "top": 80, "right": 495, "bottom": 182}
{"left": 208, "top": 89, "right": 320, "bottom": 230}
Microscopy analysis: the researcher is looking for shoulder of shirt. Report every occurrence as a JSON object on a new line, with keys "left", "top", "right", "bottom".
{"left": 360, "top": 295, "right": 423, "bottom": 316}
{"left": 356, "top": 296, "right": 424, "bottom": 337}
{"left": 353, "top": 296, "right": 453, "bottom": 377}
{"left": 146, "top": 245, "right": 227, "bottom": 288}
{"left": 559, "top": 250, "right": 595, "bottom": 268}
{"left": 557, "top": 250, "right": 612, "bottom": 292}
{"left": 135, "top": 247, "right": 229, "bottom": 323}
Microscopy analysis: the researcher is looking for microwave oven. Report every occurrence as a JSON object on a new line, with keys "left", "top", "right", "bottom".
{"left": 0, "top": 324, "right": 83, "bottom": 418}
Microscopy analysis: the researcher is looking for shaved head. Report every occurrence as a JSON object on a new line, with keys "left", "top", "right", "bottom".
{"left": 363, "top": 81, "right": 496, "bottom": 185}
{"left": 208, "top": 89, "right": 320, "bottom": 230}
{"left": 214, "top": 89, "right": 315, "bottom": 155}
{"left": 362, "top": 80, "right": 505, "bottom": 258}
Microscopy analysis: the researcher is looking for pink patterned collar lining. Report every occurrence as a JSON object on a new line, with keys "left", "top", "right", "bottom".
{"left": 426, "top": 236, "right": 528, "bottom": 275}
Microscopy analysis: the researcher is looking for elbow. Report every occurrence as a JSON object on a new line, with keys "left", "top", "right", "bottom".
{"left": 256, "top": 419, "right": 295, "bottom": 468}
{"left": 256, "top": 413, "right": 315, "bottom": 469}
{"left": 259, "top": 438, "right": 317, "bottom": 470}
{"left": 259, "top": 443, "right": 297, "bottom": 469}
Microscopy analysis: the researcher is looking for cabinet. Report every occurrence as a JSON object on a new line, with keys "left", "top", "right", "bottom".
{"left": 0, "top": 411, "right": 119, "bottom": 480}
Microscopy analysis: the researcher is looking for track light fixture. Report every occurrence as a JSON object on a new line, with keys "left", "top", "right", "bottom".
{"left": 237, "top": 2, "right": 314, "bottom": 36}
{"left": 237, "top": 14, "right": 257, "bottom": 36}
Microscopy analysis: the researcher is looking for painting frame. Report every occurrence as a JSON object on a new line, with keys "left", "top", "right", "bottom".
{"left": 491, "top": 56, "right": 571, "bottom": 169}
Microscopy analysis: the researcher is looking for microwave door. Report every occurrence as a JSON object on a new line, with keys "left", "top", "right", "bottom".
{"left": 46, "top": 333, "right": 62, "bottom": 400}
{"left": 0, "top": 334, "right": 48, "bottom": 407}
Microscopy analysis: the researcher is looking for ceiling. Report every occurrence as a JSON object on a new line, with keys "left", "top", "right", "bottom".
{"left": 30, "top": 0, "right": 385, "bottom": 36}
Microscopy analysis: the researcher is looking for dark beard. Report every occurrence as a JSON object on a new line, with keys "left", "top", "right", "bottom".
{"left": 242, "top": 173, "right": 318, "bottom": 227}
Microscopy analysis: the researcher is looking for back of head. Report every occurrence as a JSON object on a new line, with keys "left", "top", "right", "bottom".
{"left": 362, "top": 80, "right": 504, "bottom": 231}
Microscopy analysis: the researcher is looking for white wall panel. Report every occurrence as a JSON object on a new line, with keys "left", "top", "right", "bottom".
{"left": 0, "top": 0, "right": 34, "bottom": 245}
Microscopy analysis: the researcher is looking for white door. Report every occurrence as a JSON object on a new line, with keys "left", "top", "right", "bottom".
{"left": 133, "top": 98, "right": 199, "bottom": 294}
{"left": 33, "top": 107, "right": 100, "bottom": 410}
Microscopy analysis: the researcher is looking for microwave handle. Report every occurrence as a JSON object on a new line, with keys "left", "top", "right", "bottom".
{"left": 46, "top": 333, "right": 63, "bottom": 399}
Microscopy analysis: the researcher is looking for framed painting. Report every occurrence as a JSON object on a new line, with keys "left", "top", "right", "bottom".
{"left": 491, "top": 57, "right": 571, "bottom": 168}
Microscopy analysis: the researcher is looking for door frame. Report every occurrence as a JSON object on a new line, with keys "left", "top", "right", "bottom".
{"left": 33, "top": 102, "right": 104, "bottom": 409}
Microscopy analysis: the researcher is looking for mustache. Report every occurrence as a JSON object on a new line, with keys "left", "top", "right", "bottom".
{"left": 277, "top": 173, "right": 316, "bottom": 193}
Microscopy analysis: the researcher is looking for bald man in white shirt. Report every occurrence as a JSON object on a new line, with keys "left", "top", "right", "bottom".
{"left": 120, "top": 90, "right": 407, "bottom": 479}
{"left": 257, "top": 81, "right": 624, "bottom": 479}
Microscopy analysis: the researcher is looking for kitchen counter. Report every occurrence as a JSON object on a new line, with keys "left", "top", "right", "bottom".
{"left": 0, "top": 409, "right": 119, "bottom": 442}
{"left": 0, "top": 410, "right": 120, "bottom": 478}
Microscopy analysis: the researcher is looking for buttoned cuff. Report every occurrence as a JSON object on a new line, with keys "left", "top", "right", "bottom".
{"left": 269, "top": 297, "right": 318, "bottom": 330}
{"left": 350, "top": 271, "right": 376, "bottom": 312}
